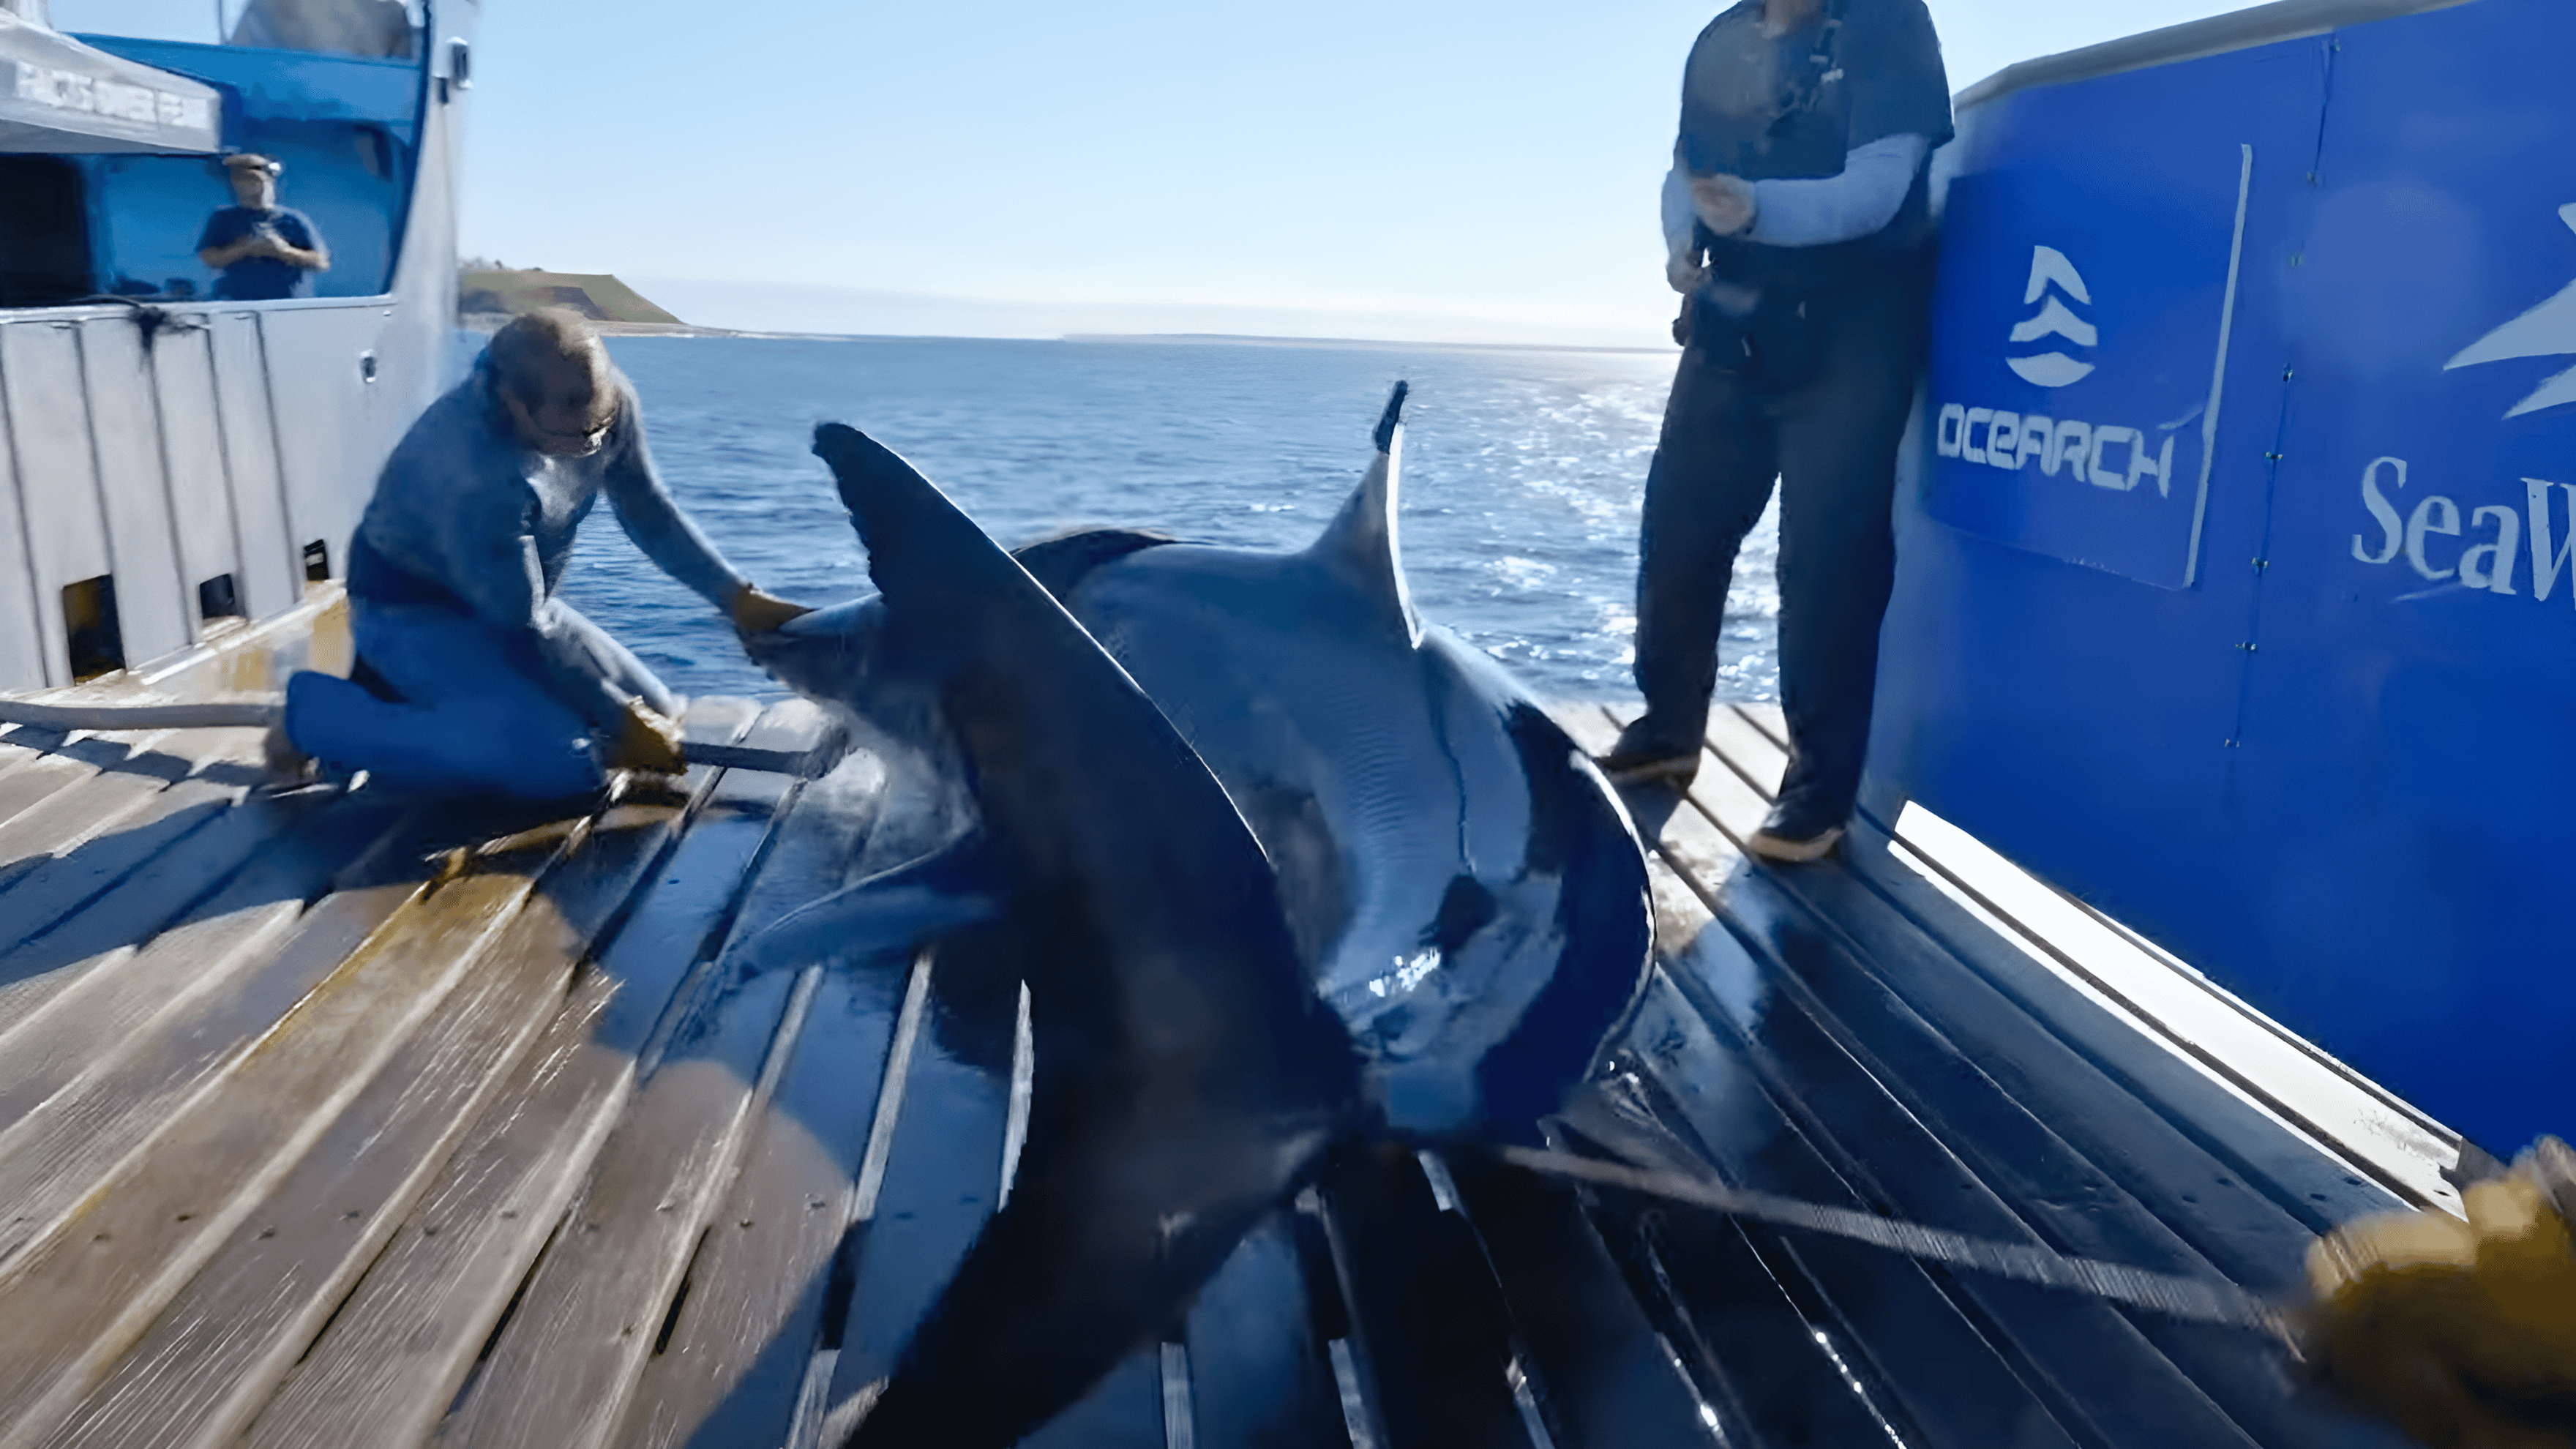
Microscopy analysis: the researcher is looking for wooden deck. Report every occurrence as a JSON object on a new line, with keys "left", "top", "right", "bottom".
{"left": 0, "top": 694, "right": 2457, "bottom": 1448}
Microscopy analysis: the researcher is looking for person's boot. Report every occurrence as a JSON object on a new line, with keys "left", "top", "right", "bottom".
{"left": 1745, "top": 790, "right": 1847, "bottom": 863}
{"left": 1595, "top": 714, "right": 1701, "bottom": 786}
{"left": 261, "top": 722, "right": 315, "bottom": 785}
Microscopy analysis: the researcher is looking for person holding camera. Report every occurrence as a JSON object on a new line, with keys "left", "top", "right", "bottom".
{"left": 196, "top": 152, "right": 330, "bottom": 302}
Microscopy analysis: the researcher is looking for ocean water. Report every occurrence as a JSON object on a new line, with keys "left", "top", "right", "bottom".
{"left": 564, "top": 335, "right": 1785, "bottom": 708}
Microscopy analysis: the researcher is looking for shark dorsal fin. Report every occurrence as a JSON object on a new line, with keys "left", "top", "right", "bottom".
{"left": 1308, "top": 381, "right": 1420, "bottom": 648}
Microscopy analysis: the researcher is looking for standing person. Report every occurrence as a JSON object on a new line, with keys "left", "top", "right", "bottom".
{"left": 277, "top": 307, "right": 812, "bottom": 799}
{"left": 195, "top": 153, "right": 329, "bottom": 301}
{"left": 1598, "top": 0, "right": 1951, "bottom": 863}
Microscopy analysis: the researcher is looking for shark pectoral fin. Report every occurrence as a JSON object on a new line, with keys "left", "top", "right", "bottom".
{"left": 806, "top": 417, "right": 1268, "bottom": 866}
{"left": 731, "top": 845, "right": 1001, "bottom": 977}
{"left": 1306, "top": 381, "right": 1420, "bottom": 647}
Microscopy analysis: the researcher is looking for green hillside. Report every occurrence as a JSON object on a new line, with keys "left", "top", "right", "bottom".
{"left": 459, "top": 269, "right": 685, "bottom": 326}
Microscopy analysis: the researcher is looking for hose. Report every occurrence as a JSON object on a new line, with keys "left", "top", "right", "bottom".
{"left": 0, "top": 696, "right": 825, "bottom": 776}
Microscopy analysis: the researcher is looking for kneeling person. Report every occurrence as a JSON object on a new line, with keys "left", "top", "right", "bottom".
{"left": 283, "top": 308, "right": 808, "bottom": 798}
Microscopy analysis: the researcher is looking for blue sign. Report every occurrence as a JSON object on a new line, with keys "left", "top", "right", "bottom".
{"left": 1881, "top": 0, "right": 2576, "bottom": 1155}
{"left": 1924, "top": 42, "right": 2326, "bottom": 589}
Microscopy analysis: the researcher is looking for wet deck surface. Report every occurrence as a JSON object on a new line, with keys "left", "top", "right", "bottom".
{"left": 0, "top": 695, "right": 2444, "bottom": 1448}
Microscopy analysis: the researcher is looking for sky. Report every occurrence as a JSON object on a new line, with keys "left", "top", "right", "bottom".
{"left": 56, "top": 0, "right": 2262, "bottom": 343}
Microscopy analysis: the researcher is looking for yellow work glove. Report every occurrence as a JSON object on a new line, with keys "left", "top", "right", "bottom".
{"left": 2301, "top": 1138, "right": 2576, "bottom": 1449}
{"left": 605, "top": 697, "right": 686, "bottom": 776}
{"left": 730, "top": 584, "right": 812, "bottom": 637}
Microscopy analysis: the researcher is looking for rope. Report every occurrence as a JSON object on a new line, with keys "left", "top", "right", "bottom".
{"left": 1499, "top": 1145, "right": 2291, "bottom": 1333}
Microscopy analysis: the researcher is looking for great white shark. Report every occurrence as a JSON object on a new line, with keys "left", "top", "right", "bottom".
{"left": 747, "top": 390, "right": 1653, "bottom": 1445}
{"left": 792, "top": 422, "right": 1361, "bottom": 1449}
{"left": 752, "top": 385, "right": 1653, "bottom": 1139}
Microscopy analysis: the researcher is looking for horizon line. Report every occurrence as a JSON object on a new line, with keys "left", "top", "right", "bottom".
{"left": 577, "top": 321, "right": 1674, "bottom": 356}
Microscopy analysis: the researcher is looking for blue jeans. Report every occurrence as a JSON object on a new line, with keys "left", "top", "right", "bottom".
{"left": 284, "top": 598, "right": 673, "bottom": 800}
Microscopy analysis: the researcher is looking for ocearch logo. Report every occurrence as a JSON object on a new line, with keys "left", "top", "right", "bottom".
{"left": 1935, "top": 246, "right": 2174, "bottom": 493}
{"left": 2008, "top": 246, "right": 2098, "bottom": 388}
{"left": 1936, "top": 242, "right": 2182, "bottom": 496}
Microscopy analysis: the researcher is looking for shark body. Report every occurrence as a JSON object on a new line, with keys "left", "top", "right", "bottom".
{"left": 752, "top": 392, "right": 1652, "bottom": 1445}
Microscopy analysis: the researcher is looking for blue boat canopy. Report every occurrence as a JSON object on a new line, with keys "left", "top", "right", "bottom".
{"left": 1, "top": 12, "right": 221, "bottom": 153}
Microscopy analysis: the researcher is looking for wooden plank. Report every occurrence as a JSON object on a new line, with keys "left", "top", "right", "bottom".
{"left": 242, "top": 768, "right": 798, "bottom": 1449}
{"left": 1556, "top": 707, "right": 1748, "bottom": 925}
{"left": 0, "top": 722, "right": 73, "bottom": 771}
{"left": 0, "top": 771, "right": 236, "bottom": 947}
{"left": 0, "top": 730, "right": 222, "bottom": 893}
{"left": 1562, "top": 739, "right": 2057, "bottom": 1448}
{"left": 35, "top": 798, "right": 692, "bottom": 1449}
{"left": 0, "top": 330, "right": 48, "bottom": 694}
{"left": 0, "top": 798, "right": 593, "bottom": 1445}
{"left": 612, "top": 962, "right": 905, "bottom": 1449}
{"left": 205, "top": 312, "right": 299, "bottom": 622}
{"left": 1439, "top": 1150, "right": 1720, "bottom": 1449}
{"left": 0, "top": 733, "right": 157, "bottom": 847}
{"left": 433, "top": 743, "right": 878, "bottom": 1449}
{"left": 0, "top": 730, "right": 185, "bottom": 856}
{"left": 1606, "top": 711, "right": 2405, "bottom": 1443}
{"left": 1551, "top": 708, "right": 1739, "bottom": 963}
{"left": 0, "top": 729, "right": 272, "bottom": 951}
{"left": 1181, "top": 1213, "right": 1349, "bottom": 1449}
{"left": 1708, "top": 875, "right": 2405, "bottom": 1449}
{"left": 1805, "top": 835, "right": 2416, "bottom": 1239}
{"left": 0, "top": 792, "right": 412, "bottom": 1131}
{"left": 1862, "top": 809, "right": 2450, "bottom": 1215}
{"left": 1314, "top": 1147, "right": 1535, "bottom": 1449}
{"left": 0, "top": 780, "right": 368, "bottom": 1037}
{"left": 0, "top": 724, "right": 64, "bottom": 782}
{"left": 1680, "top": 731, "right": 1779, "bottom": 846}
{"left": 0, "top": 321, "right": 111, "bottom": 686}
{"left": 148, "top": 322, "right": 242, "bottom": 613}
{"left": 1630, "top": 719, "right": 2397, "bottom": 1445}
{"left": 1699, "top": 705, "right": 1789, "bottom": 802}
{"left": 1659, "top": 880, "right": 2269, "bottom": 1449}
{"left": 812, "top": 938, "right": 1019, "bottom": 1427}
{"left": 432, "top": 959, "right": 814, "bottom": 1449}
{"left": 0, "top": 799, "right": 452, "bottom": 1271}
{"left": 78, "top": 316, "right": 192, "bottom": 665}
{"left": 801, "top": 926, "right": 1172, "bottom": 1449}
{"left": 1678, "top": 702, "right": 2426, "bottom": 1229}
{"left": 1610, "top": 961, "right": 2083, "bottom": 1449}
